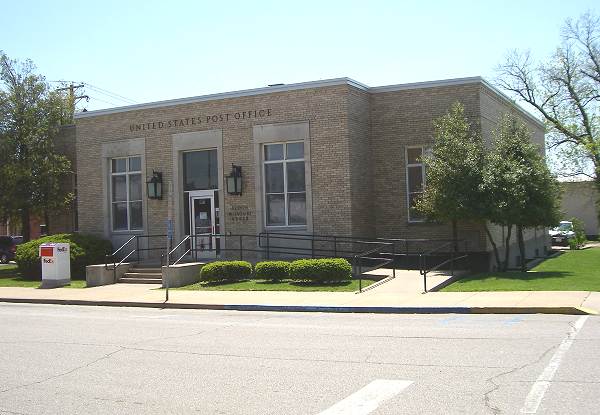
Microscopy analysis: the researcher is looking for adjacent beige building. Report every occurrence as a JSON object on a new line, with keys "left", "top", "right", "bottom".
{"left": 72, "top": 77, "right": 549, "bottom": 268}
{"left": 561, "top": 180, "right": 599, "bottom": 238}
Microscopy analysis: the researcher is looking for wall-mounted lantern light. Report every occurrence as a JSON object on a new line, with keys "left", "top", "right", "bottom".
{"left": 226, "top": 164, "right": 242, "bottom": 195}
{"left": 147, "top": 170, "right": 163, "bottom": 200}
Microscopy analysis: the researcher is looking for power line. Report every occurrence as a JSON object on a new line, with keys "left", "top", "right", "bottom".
{"left": 87, "top": 94, "right": 123, "bottom": 107}
{"left": 83, "top": 82, "right": 137, "bottom": 104}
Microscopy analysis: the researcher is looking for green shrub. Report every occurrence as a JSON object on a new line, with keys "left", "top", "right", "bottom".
{"left": 15, "top": 233, "right": 113, "bottom": 280}
{"left": 289, "top": 258, "right": 352, "bottom": 283}
{"left": 254, "top": 261, "right": 290, "bottom": 281}
{"left": 569, "top": 217, "right": 587, "bottom": 250}
{"left": 200, "top": 261, "right": 252, "bottom": 282}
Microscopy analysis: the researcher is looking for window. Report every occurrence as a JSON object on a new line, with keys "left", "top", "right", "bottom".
{"left": 183, "top": 149, "right": 218, "bottom": 191}
{"left": 406, "top": 147, "right": 425, "bottom": 222}
{"left": 263, "top": 142, "right": 306, "bottom": 226}
{"left": 111, "top": 156, "right": 143, "bottom": 231}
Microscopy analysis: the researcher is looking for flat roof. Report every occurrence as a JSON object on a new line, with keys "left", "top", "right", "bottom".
{"left": 74, "top": 76, "right": 544, "bottom": 127}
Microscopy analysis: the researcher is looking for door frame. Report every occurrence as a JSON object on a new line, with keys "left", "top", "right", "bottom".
{"left": 171, "top": 130, "right": 224, "bottom": 245}
{"left": 188, "top": 190, "right": 217, "bottom": 257}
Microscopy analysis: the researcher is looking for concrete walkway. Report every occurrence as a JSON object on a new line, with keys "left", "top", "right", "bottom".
{"left": 0, "top": 270, "right": 598, "bottom": 314}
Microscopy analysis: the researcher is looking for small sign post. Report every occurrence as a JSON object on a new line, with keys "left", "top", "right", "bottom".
{"left": 165, "top": 180, "right": 174, "bottom": 302}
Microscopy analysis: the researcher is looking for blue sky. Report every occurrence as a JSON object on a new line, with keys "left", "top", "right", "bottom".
{"left": 1, "top": 0, "right": 599, "bottom": 111}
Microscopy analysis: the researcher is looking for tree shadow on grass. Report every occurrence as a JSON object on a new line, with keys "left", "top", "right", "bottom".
{"left": 0, "top": 266, "right": 31, "bottom": 283}
{"left": 287, "top": 280, "right": 353, "bottom": 288}
{"left": 198, "top": 280, "right": 250, "bottom": 287}
{"left": 464, "top": 271, "right": 573, "bottom": 282}
{"left": 0, "top": 266, "right": 20, "bottom": 278}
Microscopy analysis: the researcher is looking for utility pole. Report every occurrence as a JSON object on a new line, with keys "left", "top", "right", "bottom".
{"left": 56, "top": 83, "right": 89, "bottom": 114}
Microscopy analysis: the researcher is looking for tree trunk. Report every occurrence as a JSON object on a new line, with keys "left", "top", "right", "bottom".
{"left": 595, "top": 175, "right": 600, "bottom": 231}
{"left": 20, "top": 208, "right": 31, "bottom": 242}
{"left": 43, "top": 210, "right": 50, "bottom": 235}
{"left": 484, "top": 224, "right": 502, "bottom": 271}
{"left": 517, "top": 225, "right": 526, "bottom": 272}
{"left": 503, "top": 224, "right": 513, "bottom": 272}
{"left": 452, "top": 220, "right": 458, "bottom": 253}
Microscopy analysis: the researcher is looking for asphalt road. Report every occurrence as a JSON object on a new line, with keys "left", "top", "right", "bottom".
{"left": 0, "top": 304, "right": 598, "bottom": 415}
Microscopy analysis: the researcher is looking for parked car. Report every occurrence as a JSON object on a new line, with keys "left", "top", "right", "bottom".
{"left": 0, "top": 236, "right": 17, "bottom": 264}
{"left": 11, "top": 235, "right": 23, "bottom": 245}
{"left": 549, "top": 221, "right": 575, "bottom": 245}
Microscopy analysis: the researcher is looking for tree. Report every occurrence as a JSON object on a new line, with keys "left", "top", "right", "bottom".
{"left": 482, "top": 114, "right": 561, "bottom": 271}
{"left": 0, "top": 52, "right": 73, "bottom": 242}
{"left": 416, "top": 102, "right": 485, "bottom": 252}
{"left": 419, "top": 105, "right": 561, "bottom": 272}
{"left": 496, "top": 12, "right": 600, "bottom": 218}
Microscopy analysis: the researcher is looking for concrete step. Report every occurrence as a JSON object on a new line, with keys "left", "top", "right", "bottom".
{"left": 117, "top": 277, "right": 162, "bottom": 284}
{"left": 129, "top": 267, "right": 162, "bottom": 272}
{"left": 124, "top": 272, "right": 162, "bottom": 278}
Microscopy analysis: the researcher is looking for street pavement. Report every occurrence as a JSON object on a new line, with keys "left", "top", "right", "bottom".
{"left": 0, "top": 303, "right": 598, "bottom": 414}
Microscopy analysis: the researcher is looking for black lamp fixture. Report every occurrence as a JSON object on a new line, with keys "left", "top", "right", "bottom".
{"left": 226, "top": 164, "right": 243, "bottom": 195}
{"left": 147, "top": 170, "right": 163, "bottom": 200}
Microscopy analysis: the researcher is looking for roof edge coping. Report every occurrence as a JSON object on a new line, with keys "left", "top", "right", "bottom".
{"left": 73, "top": 76, "right": 543, "bottom": 128}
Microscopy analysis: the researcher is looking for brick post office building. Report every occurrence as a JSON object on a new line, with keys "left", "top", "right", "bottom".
{"left": 73, "top": 77, "right": 549, "bottom": 269}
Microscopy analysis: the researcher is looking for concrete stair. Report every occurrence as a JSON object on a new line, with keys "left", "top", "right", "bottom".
{"left": 118, "top": 265, "right": 162, "bottom": 284}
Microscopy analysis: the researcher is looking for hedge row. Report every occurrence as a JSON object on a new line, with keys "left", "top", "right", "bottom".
{"left": 15, "top": 233, "right": 113, "bottom": 280}
{"left": 200, "top": 258, "right": 352, "bottom": 283}
{"left": 200, "top": 261, "right": 253, "bottom": 282}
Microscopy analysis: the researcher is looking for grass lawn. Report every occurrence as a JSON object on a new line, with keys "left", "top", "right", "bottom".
{"left": 441, "top": 247, "right": 600, "bottom": 292}
{"left": 175, "top": 278, "right": 374, "bottom": 292}
{"left": 0, "top": 264, "right": 87, "bottom": 288}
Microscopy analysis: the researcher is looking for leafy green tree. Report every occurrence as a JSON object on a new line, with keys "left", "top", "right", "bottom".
{"left": 482, "top": 114, "right": 561, "bottom": 271}
{"left": 416, "top": 102, "right": 485, "bottom": 252}
{"left": 496, "top": 12, "right": 600, "bottom": 222}
{"left": 0, "top": 52, "right": 73, "bottom": 241}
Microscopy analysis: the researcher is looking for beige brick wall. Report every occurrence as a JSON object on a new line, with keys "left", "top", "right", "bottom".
{"left": 74, "top": 79, "right": 547, "bottom": 261}
{"left": 479, "top": 87, "right": 545, "bottom": 151}
{"left": 75, "top": 85, "right": 355, "bottom": 248}
{"left": 369, "top": 84, "right": 485, "bottom": 249}
{"left": 347, "top": 86, "right": 374, "bottom": 238}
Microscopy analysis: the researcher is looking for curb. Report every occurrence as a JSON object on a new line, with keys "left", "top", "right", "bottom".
{"left": 0, "top": 298, "right": 597, "bottom": 315}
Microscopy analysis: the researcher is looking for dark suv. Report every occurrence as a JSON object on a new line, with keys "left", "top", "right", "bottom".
{"left": 0, "top": 236, "right": 16, "bottom": 264}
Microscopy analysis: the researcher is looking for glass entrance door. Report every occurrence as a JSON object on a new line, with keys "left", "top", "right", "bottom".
{"left": 189, "top": 190, "right": 217, "bottom": 258}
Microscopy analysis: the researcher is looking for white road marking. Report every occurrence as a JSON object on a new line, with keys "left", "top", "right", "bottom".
{"left": 317, "top": 379, "right": 413, "bottom": 415}
{"left": 520, "top": 315, "right": 589, "bottom": 414}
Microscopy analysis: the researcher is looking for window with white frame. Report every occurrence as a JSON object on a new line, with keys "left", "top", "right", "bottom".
{"left": 263, "top": 142, "right": 306, "bottom": 226}
{"left": 111, "top": 156, "right": 143, "bottom": 231}
{"left": 406, "top": 147, "right": 426, "bottom": 222}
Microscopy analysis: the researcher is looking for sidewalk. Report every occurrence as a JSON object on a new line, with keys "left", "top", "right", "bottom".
{"left": 1, "top": 278, "right": 598, "bottom": 315}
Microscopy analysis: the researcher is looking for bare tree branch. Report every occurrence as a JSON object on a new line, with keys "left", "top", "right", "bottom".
{"left": 496, "top": 13, "right": 600, "bottom": 187}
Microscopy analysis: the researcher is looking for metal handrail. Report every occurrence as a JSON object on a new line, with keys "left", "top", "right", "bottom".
{"left": 165, "top": 232, "right": 464, "bottom": 264}
{"left": 161, "top": 232, "right": 472, "bottom": 293}
{"left": 351, "top": 241, "right": 395, "bottom": 293}
{"left": 169, "top": 235, "right": 191, "bottom": 265}
{"left": 104, "top": 234, "right": 169, "bottom": 282}
{"left": 423, "top": 240, "right": 455, "bottom": 255}
{"left": 107, "top": 235, "right": 136, "bottom": 259}
{"left": 419, "top": 239, "right": 469, "bottom": 293}
{"left": 104, "top": 236, "right": 137, "bottom": 283}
